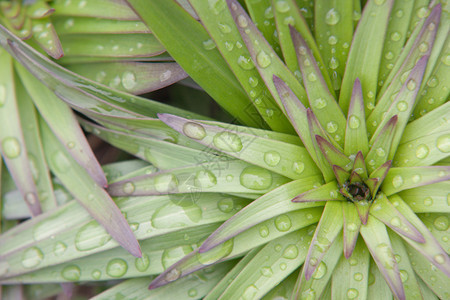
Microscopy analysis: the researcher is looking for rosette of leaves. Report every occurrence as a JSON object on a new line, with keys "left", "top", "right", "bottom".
{"left": 0, "top": 0, "right": 449, "bottom": 299}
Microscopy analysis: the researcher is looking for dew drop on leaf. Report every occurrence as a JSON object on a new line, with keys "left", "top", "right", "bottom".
{"left": 106, "top": 258, "right": 128, "bottom": 278}
{"left": 282, "top": 244, "right": 299, "bottom": 259}
{"left": 2, "top": 137, "right": 21, "bottom": 158}
{"left": 22, "top": 247, "right": 44, "bottom": 268}
{"left": 274, "top": 214, "right": 292, "bottom": 232}
{"left": 61, "top": 265, "right": 81, "bottom": 281}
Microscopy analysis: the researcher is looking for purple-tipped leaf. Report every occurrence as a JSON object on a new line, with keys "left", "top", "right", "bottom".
{"left": 360, "top": 217, "right": 405, "bottom": 300}
{"left": 354, "top": 200, "right": 370, "bottom": 225}
{"left": 367, "top": 160, "right": 392, "bottom": 198}
{"left": 382, "top": 166, "right": 450, "bottom": 196}
{"left": 31, "top": 18, "right": 63, "bottom": 59}
{"left": 315, "top": 135, "right": 352, "bottom": 171}
{"left": 365, "top": 115, "right": 398, "bottom": 174}
{"left": 332, "top": 165, "right": 349, "bottom": 187}
{"left": 390, "top": 194, "right": 450, "bottom": 277}
{"left": 292, "top": 181, "right": 345, "bottom": 202}
{"left": 369, "top": 193, "right": 425, "bottom": 243}
{"left": 303, "top": 201, "right": 343, "bottom": 280}
{"left": 342, "top": 202, "right": 361, "bottom": 258}
{"left": 345, "top": 79, "right": 369, "bottom": 156}
{"left": 349, "top": 171, "right": 363, "bottom": 184}
{"left": 352, "top": 151, "right": 368, "bottom": 180}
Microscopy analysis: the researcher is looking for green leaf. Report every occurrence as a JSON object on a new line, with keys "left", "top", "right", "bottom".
{"left": 204, "top": 246, "right": 263, "bottom": 300}
{"left": 303, "top": 201, "right": 343, "bottom": 279}
{"left": 366, "top": 259, "right": 393, "bottom": 300}
{"left": 291, "top": 27, "right": 346, "bottom": 147}
{"left": 199, "top": 178, "right": 324, "bottom": 252}
{"left": 16, "top": 62, "right": 107, "bottom": 187}
{"left": 227, "top": 0, "right": 309, "bottom": 111}
{"left": 15, "top": 75, "right": 56, "bottom": 212}
{"left": 188, "top": 0, "right": 293, "bottom": 133}
{"left": 399, "top": 181, "right": 450, "bottom": 213}
{"left": 316, "top": 136, "right": 352, "bottom": 171}
{"left": 339, "top": 0, "right": 394, "bottom": 115}
{"left": 342, "top": 202, "right": 362, "bottom": 258}
{"left": 377, "top": 0, "right": 415, "bottom": 87}
{"left": 381, "top": 165, "right": 450, "bottom": 195}
{"left": 314, "top": 0, "right": 353, "bottom": 91}
{"left": 292, "top": 181, "right": 344, "bottom": 202}
{"left": 359, "top": 216, "right": 404, "bottom": 300}
{"left": 388, "top": 229, "right": 423, "bottom": 300}
{"left": 51, "top": 0, "right": 139, "bottom": 20}
{"left": 345, "top": 79, "right": 369, "bottom": 156}
{"left": 369, "top": 193, "right": 424, "bottom": 243}
{"left": 108, "top": 160, "right": 290, "bottom": 196}
{"left": 331, "top": 239, "right": 370, "bottom": 300}
{"left": 0, "top": 49, "right": 41, "bottom": 216}
{"left": 39, "top": 118, "right": 141, "bottom": 258}
{"left": 53, "top": 16, "right": 150, "bottom": 35}
{"left": 159, "top": 114, "right": 320, "bottom": 180}
{"left": 125, "top": 0, "right": 262, "bottom": 127}
{"left": 273, "top": 0, "right": 333, "bottom": 93}
{"left": 418, "top": 213, "right": 450, "bottom": 256}
{"left": 59, "top": 34, "right": 165, "bottom": 58}
{"left": 293, "top": 234, "right": 343, "bottom": 300}
{"left": 1, "top": 224, "right": 217, "bottom": 283}
{"left": 218, "top": 229, "right": 312, "bottom": 299}
{"left": 66, "top": 62, "right": 187, "bottom": 95}
{"left": 30, "top": 18, "right": 63, "bottom": 59}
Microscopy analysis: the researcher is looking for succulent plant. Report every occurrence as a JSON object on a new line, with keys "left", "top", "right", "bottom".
{"left": 0, "top": 0, "right": 449, "bottom": 299}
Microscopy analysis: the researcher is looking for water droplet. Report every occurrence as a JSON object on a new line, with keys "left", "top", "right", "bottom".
{"left": 347, "top": 288, "right": 359, "bottom": 299}
{"left": 224, "top": 41, "right": 234, "bottom": 51}
{"left": 91, "top": 269, "right": 101, "bottom": 280}
{"left": 423, "top": 197, "right": 433, "bottom": 207}
{"left": 396, "top": 101, "right": 408, "bottom": 111}
{"left": 53, "top": 242, "right": 67, "bottom": 256}
{"left": 208, "top": 0, "right": 226, "bottom": 14}
{"left": 392, "top": 175, "right": 404, "bottom": 188}
{"left": 434, "top": 216, "right": 448, "bottom": 231}
{"left": 282, "top": 244, "right": 298, "bottom": 259}
{"left": 22, "top": 247, "right": 44, "bottom": 268}
{"left": 75, "top": 221, "right": 112, "bottom": 251}
{"left": 165, "top": 268, "right": 181, "bottom": 282}
{"left": 135, "top": 253, "right": 150, "bottom": 272}
{"left": 106, "top": 258, "right": 128, "bottom": 277}
{"left": 61, "top": 265, "right": 81, "bottom": 281}
{"left": 275, "top": 1, "right": 290, "bottom": 13}
{"left": 434, "top": 254, "right": 445, "bottom": 264}
{"left": 416, "top": 6, "right": 429, "bottom": 18}
{"left": 292, "top": 161, "right": 305, "bottom": 175}
{"left": 264, "top": 6, "right": 274, "bottom": 19}
{"left": 326, "top": 121, "right": 338, "bottom": 133}
{"left": 52, "top": 151, "right": 71, "bottom": 173}
{"left": 415, "top": 144, "right": 429, "bottom": 159}
{"left": 349, "top": 258, "right": 358, "bottom": 266}
{"left": 385, "top": 51, "right": 394, "bottom": 60}
{"left": 264, "top": 150, "right": 281, "bottom": 166}
{"left": 347, "top": 223, "right": 358, "bottom": 231}
{"left": 240, "top": 166, "right": 273, "bottom": 190}
{"left": 412, "top": 174, "right": 421, "bottom": 183}
{"left": 0, "top": 85, "right": 6, "bottom": 106}
{"left": 325, "top": 8, "right": 340, "bottom": 25}
{"left": 283, "top": 16, "right": 295, "bottom": 25}
{"left": 328, "top": 35, "right": 337, "bottom": 45}
{"left": 348, "top": 115, "right": 361, "bottom": 129}
{"left": 442, "top": 54, "right": 450, "bottom": 66}
{"left": 123, "top": 182, "right": 135, "bottom": 194}
{"left": 121, "top": 71, "right": 137, "bottom": 90}
{"left": 154, "top": 174, "right": 178, "bottom": 193}
{"left": 406, "top": 79, "right": 416, "bottom": 91}
{"left": 256, "top": 50, "right": 271, "bottom": 68}
{"left": 248, "top": 76, "right": 259, "bottom": 87}
{"left": 181, "top": 122, "right": 206, "bottom": 140}
{"left": 436, "top": 134, "right": 450, "bottom": 153}
{"left": 390, "top": 216, "right": 401, "bottom": 227}
{"left": 274, "top": 214, "right": 292, "bottom": 232}
{"left": 354, "top": 272, "right": 363, "bottom": 281}
{"left": 194, "top": 170, "right": 217, "bottom": 188}
{"left": 237, "top": 14, "right": 248, "bottom": 28}
{"left": 217, "top": 198, "right": 234, "bottom": 213}
{"left": 202, "top": 39, "right": 216, "bottom": 51}
{"left": 197, "top": 239, "right": 234, "bottom": 265}
{"left": 237, "top": 53, "right": 258, "bottom": 70}
{"left": 390, "top": 32, "right": 401, "bottom": 41}
{"left": 329, "top": 57, "right": 339, "bottom": 69}
{"left": 313, "top": 98, "right": 327, "bottom": 109}
{"left": 226, "top": 174, "right": 234, "bottom": 182}
{"left": 259, "top": 225, "right": 269, "bottom": 237}
{"left": 213, "top": 131, "right": 243, "bottom": 152}
{"left": 242, "top": 285, "right": 258, "bottom": 300}
{"left": 310, "top": 261, "right": 326, "bottom": 279}
{"left": 307, "top": 73, "right": 317, "bottom": 82}
{"left": 279, "top": 262, "right": 287, "bottom": 271}
{"left": 261, "top": 266, "right": 273, "bottom": 277}
{"left": 375, "top": 243, "right": 395, "bottom": 269}
{"left": 188, "top": 288, "right": 198, "bottom": 297}
{"left": 2, "top": 137, "right": 21, "bottom": 158}
{"left": 218, "top": 22, "right": 231, "bottom": 34}
{"left": 376, "top": 147, "right": 386, "bottom": 157}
